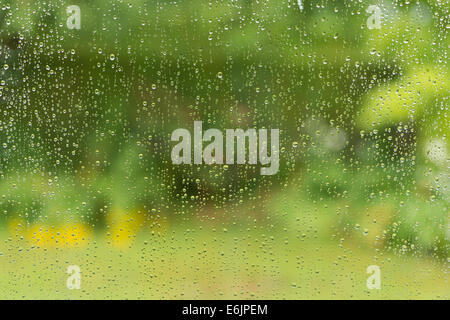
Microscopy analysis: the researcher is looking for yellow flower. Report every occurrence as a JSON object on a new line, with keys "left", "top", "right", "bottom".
{"left": 26, "top": 223, "right": 91, "bottom": 248}
{"left": 107, "top": 207, "right": 146, "bottom": 248}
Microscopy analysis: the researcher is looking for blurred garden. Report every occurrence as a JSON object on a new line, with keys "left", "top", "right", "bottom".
{"left": 0, "top": 0, "right": 448, "bottom": 299}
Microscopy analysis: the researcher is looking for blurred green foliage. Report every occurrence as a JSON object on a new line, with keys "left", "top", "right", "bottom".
{"left": 0, "top": 0, "right": 448, "bottom": 258}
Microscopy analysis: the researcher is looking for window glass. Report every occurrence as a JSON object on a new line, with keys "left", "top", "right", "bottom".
{"left": 0, "top": 0, "right": 448, "bottom": 299}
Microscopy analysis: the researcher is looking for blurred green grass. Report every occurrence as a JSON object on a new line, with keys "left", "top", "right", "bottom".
{"left": 0, "top": 185, "right": 448, "bottom": 300}
{"left": 0, "top": 227, "right": 447, "bottom": 300}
